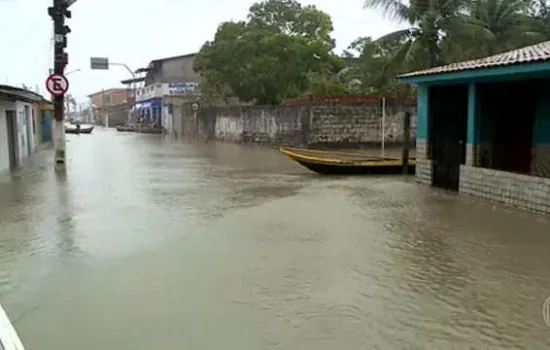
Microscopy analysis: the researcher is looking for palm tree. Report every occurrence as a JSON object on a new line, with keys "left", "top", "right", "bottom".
{"left": 443, "top": 0, "right": 543, "bottom": 60}
{"left": 363, "top": 0, "right": 469, "bottom": 71}
{"left": 64, "top": 94, "right": 77, "bottom": 114}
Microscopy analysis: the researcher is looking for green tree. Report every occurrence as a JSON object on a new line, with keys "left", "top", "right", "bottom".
{"left": 443, "top": 0, "right": 543, "bottom": 60}
{"left": 363, "top": 0, "right": 546, "bottom": 74}
{"left": 194, "top": 0, "right": 343, "bottom": 105}
{"left": 363, "top": 0, "right": 470, "bottom": 71}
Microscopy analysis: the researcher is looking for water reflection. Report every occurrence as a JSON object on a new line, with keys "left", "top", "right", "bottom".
{"left": 54, "top": 172, "right": 78, "bottom": 258}
{"left": 0, "top": 132, "right": 549, "bottom": 349}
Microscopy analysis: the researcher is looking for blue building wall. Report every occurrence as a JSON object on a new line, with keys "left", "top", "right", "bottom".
{"left": 416, "top": 85, "right": 429, "bottom": 141}
{"left": 416, "top": 81, "right": 550, "bottom": 146}
{"left": 136, "top": 98, "right": 163, "bottom": 125}
{"left": 466, "top": 84, "right": 477, "bottom": 145}
{"left": 41, "top": 111, "right": 52, "bottom": 143}
{"left": 533, "top": 86, "right": 550, "bottom": 145}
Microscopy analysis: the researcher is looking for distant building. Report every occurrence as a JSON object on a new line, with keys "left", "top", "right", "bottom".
{"left": 0, "top": 85, "right": 49, "bottom": 173}
{"left": 87, "top": 88, "right": 135, "bottom": 126}
{"left": 124, "top": 53, "right": 200, "bottom": 129}
{"left": 88, "top": 88, "right": 133, "bottom": 109}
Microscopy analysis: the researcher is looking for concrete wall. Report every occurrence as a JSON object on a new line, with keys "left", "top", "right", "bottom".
{"left": 460, "top": 165, "right": 550, "bottom": 214}
{"left": 159, "top": 56, "right": 200, "bottom": 83}
{"left": 15, "top": 101, "right": 35, "bottom": 161}
{"left": 33, "top": 102, "right": 43, "bottom": 146}
{"left": 145, "top": 54, "right": 200, "bottom": 85}
{"left": 415, "top": 140, "right": 432, "bottom": 185}
{"left": 0, "top": 100, "right": 13, "bottom": 173}
{"left": 172, "top": 101, "right": 417, "bottom": 148}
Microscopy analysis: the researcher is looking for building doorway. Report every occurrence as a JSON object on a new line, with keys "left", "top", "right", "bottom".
{"left": 478, "top": 81, "right": 536, "bottom": 174}
{"left": 428, "top": 84, "right": 469, "bottom": 191}
{"left": 5, "top": 110, "right": 18, "bottom": 169}
{"left": 25, "top": 105, "right": 32, "bottom": 155}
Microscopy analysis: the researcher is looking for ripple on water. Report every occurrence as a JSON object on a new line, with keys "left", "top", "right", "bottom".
{"left": 2, "top": 137, "right": 550, "bottom": 349}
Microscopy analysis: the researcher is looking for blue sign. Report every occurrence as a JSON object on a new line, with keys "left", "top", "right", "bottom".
{"left": 136, "top": 97, "right": 162, "bottom": 110}
{"left": 167, "top": 82, "right": 198, "bottom": 95}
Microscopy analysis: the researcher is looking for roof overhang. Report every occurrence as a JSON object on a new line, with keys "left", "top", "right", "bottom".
{"left": 135, "top": 67, "right": 151, "bottom": 74}
{"left": 0, "top": 87, "right": 43, "bottom": 103}
{"left": 121, "top": 77, "right": 145, "bottom": 85}
{"left": 398, "top": 61, "right": 550, "bottom": 85}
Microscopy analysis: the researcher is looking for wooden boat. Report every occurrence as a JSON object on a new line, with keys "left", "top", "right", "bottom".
{"left": 115, "top": 125, "right": 163, "bottom": 134}
{"left": 278, "top": 147, "right": 416, "bottom": 175}
{"left": 65, "top": 124, "right": 94, "bottom": 134}
{"left": 115, "top": 125, "right": 136, "bottom": 132}
{"left": 0, "top": 303, "right": 25, "bottom": 349}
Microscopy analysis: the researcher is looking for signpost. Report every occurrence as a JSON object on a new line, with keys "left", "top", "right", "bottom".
{"left": 90, "top": 57, "right": 136, "bottom": 126}
{"left": 45, "top": 73, "right": 69, "bottom": 97}
{"left": 90, "top": 57, "right": 109, "bottom": 70}
{"left": 48, "top": 0, "right": 75, "bottom": 169}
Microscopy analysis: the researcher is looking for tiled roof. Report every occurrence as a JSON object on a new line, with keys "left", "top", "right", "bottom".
{"left": 398, "top": 40, "right": 550, "bottom": 79}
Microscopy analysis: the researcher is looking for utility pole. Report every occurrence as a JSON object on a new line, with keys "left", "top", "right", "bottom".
{"left": 48, "top": 0, "right": 73, "bottom": 168}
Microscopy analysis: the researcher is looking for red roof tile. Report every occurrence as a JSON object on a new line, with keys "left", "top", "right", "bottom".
{"left": 398, "top": 40, "right": 550, "bottom": 79}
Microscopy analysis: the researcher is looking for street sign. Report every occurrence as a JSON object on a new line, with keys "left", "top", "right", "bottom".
{"left": 90, "top": 57, "right": 109, "bottom": 70}
{"left": 192, "top": 103, "right": 199, "bottom": 111}
{"left": 46, "top": 73, "right": 69, "bottom": 97}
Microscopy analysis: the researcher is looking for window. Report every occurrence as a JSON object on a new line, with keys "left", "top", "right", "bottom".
{"left": 32, "top": 108, "right": 36, "bottom": 134}
{"left": 104, "top": 96, "right": 113, "bottom": 106}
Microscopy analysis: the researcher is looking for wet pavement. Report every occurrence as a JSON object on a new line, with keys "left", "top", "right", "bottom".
{"left": 1, "top": 128, "right": 550, "bottom": 349}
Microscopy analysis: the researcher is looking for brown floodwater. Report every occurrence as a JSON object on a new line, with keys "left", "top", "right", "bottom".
{"left": 0, "top": 128, "right": 549, "bottom": 349}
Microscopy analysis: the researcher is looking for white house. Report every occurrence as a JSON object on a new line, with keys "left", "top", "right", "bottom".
{"left": 0, "top": 85, "right": 43, "bottom": 173}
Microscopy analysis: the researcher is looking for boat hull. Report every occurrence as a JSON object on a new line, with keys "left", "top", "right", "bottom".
{"left": 65, "top": 126, "right": 93, "bottom": 134}
{"left": 294, "top": 159, "right": 415, "bottom": 175}
{"left": 115, "top": 126, "right": 162, "bottom": 134}
{"left": 0, "top": 303, "right": 25, "bottom": 349}
{"left": 279, "top": 147, "right": 416, "bottom": 175}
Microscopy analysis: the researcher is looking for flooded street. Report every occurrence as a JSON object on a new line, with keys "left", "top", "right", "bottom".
{"left": 1, "top": 129, "right": 550, "bottom": 349}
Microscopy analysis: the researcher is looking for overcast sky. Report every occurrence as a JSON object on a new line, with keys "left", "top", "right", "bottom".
{"left": 0, "top": 0, "right": 405, "bottom": 103}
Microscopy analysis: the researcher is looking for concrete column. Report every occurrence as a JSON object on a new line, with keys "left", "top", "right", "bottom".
{"left": 466, "top": 83, "right": 477, "bottom": 166}
{"left": 416, "top": 84, "right": 430, "bottom": 160}
{"left": 52, "top": 119, "right": 66, "bottom": 167}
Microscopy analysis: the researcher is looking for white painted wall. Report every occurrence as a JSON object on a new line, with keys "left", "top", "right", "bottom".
{"left": 162, "top": 104, "right": 172, "bottom": 132}
{"left": 15, "top": 101, "right": 35, "bottom": 161}
{"left": 0, "top": 100, "right": 15, "bottom": 173}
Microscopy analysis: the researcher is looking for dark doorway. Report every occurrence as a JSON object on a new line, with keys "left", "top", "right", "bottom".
{"left": 428, "top": 84, "right": 469, "bottom": 191}
{"left": 479, "top": 81, "right": 536, "bottom": 174}
{"left": 5, "top": 110, "right": 18, "bottom": 169}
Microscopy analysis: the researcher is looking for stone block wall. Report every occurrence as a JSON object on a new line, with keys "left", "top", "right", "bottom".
{"left": 173, "top": 100, "right": 417, "bottom": 148}
{"left": 307, "top": 103, "right": 416, "bottom": 147}
{"left": 415, "top": 139, "right": 432, "bottom": 185}
{"left": 459, "top": 165, "right": 550, "bottom": 214}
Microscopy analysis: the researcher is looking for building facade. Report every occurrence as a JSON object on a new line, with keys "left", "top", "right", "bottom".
{"left": 134, "top": 53, "right": 200, "bottom": 129}
{"left": 0, "top": 85, "right": 44, "bottom": 173}
{"left": 399, "top": 40, "right": 550, "bottom": 214}
{"left": 88, "top": 88, "right": 132, "bottom": 108}
{"left": 88, "top": 88, "right": 135, "bottom": 126}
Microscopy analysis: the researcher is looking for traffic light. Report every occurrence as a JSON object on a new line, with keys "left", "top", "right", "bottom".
{"left": 49, "top": 0, "right": 72, "bottom": 72}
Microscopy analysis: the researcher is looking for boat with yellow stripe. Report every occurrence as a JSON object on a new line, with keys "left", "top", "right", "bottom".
{"left": 278, "top": 147, "right": 415, "bottom": 175}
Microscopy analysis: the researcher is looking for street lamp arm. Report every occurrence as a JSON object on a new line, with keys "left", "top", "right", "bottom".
{"left": 109, "top": 62, "right": 136, "bottom": 79}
